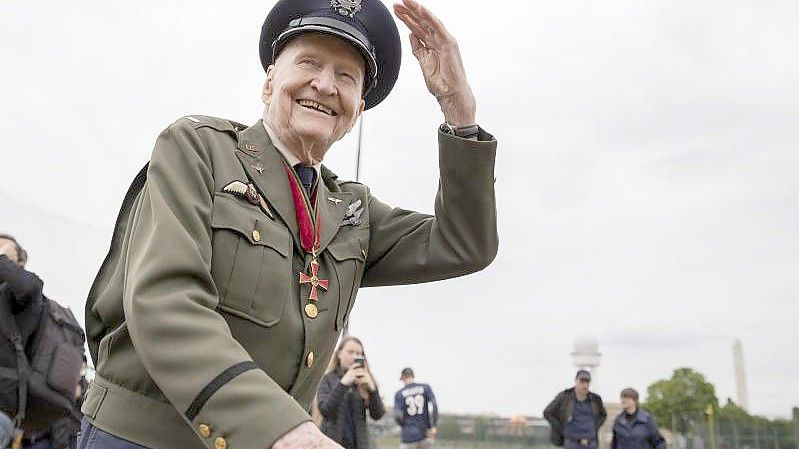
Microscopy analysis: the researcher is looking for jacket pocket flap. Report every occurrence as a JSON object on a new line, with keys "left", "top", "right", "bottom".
{"left": 211, "top": 192, "right": 289, "bottom": 257}
{"left": 326, "top": 238, "right": 366, "bottom": 262}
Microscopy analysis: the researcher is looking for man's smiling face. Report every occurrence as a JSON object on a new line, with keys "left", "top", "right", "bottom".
{"left": 262, "top": 32, "right": 366, "bottom": 164}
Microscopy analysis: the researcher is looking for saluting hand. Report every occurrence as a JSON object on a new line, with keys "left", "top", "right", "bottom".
{"left": 394, "top": 0, "right": 477, "bottom": 127}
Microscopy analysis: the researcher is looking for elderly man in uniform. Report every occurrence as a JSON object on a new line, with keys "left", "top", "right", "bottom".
{"left": 81, "top": 0, "right": 498, "bottom": 448}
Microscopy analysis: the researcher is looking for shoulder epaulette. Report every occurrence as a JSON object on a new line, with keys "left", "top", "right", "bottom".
{"left": 181, "top": 115, "right": 247, "bottom": 134}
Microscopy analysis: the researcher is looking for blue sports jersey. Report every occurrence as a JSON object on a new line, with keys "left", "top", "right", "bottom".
{"left": 394, "top": 382, "right": 438, "bottom": 443}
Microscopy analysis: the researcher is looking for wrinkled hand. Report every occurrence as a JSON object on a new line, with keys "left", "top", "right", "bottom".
{"left": 394, "top": 0, "right": 476, "bottom": 127}
{"left": 271, "top": 422, "right": 343, "bottom": 449}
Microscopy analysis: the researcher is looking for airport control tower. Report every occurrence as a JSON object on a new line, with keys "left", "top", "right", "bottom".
{"left": 572, "top": 336, "right": 602, "bottom": 392}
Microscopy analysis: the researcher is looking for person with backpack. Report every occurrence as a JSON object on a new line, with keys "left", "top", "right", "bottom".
{"left": 0, "top": 234, "right": 85, "bottom": 449}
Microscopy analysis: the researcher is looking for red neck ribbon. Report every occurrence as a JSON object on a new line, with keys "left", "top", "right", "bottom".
{"left": 284, "top": 163, "right": 321, "bottom": 254}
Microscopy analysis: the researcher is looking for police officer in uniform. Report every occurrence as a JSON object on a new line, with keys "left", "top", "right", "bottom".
{"left": 81, "top": 0, "right": 498, "bottom": 448}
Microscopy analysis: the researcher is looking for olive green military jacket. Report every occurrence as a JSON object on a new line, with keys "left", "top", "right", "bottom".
{"left": 83, "top": 116, "right": 498, "bottom": 449}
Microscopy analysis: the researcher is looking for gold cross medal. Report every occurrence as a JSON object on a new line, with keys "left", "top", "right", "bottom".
{"left": 299, "top": 256, "right": 328, "bottom": 302}
{"left": 299, "top": 253, "right": 328, "bottom": 319}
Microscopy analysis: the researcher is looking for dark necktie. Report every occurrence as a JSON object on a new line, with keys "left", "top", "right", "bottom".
{"left": 294, "top": 164, "right": 316, "bottom": 195}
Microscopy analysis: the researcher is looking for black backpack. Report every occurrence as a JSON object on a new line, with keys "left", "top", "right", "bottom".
{"left": 0, "top": 295, "right": 85, "bottom": 432}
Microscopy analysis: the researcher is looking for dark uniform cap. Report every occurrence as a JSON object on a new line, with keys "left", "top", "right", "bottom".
{"left": 400, "top": 367, "right": 414, "bottom": 379}
{"left": 259, "top": 0, "right": 402, "bottom": 110}
{"left": 576, "top": 369, "right": 591, "bottom": 381}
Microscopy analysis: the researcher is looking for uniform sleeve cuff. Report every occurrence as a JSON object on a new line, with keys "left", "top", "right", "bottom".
{"left": 189, "top": 367, "right": 311, "bottom": 449}
{"left": 438, "top": 126, "right": 496, "bottom": 143}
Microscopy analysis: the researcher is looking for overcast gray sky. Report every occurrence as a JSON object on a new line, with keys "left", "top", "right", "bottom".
{"left": 1, "top": 0, "right": 797, "bottom": 419}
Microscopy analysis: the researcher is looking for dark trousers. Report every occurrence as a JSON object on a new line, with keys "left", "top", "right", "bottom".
{"left": 77, "top": 419, "right": 150, "bottom": 449}
{"left": 23, "top": 434, "right": 77, "bottom": 449}
{"left": 565, "top": 438, "right": 598, "bottom": 449}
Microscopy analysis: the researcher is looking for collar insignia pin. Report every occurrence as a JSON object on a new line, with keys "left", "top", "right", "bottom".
{"left": 327, "top": 197, "right": 343, "bottom": 205}
{"left": 243, "top": 142, "right": 259, "bottom": 155}
{"left": 252, "top": 163, "right": 264, "bottom": 174}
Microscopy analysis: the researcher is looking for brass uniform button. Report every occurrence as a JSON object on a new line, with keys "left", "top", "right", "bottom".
{"left": 214, "top": 436, "right": 227, "bottom": 449}
{"left": 304, "top": 303, "right": 318, "bottom": 319}
{"left": 198, "top": 424, "right": 211, "bottom": 438}
{"left": 306, "top": 351, "right": 315, "bottom": 367}
{"left": 252, "top": 229, "right": 261, "bottom": 242}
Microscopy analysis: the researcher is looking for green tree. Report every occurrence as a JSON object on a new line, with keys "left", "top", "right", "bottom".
{"left": 718, "top": 398, "right": 750, "bottom": 423}
{"left": 644, "top": 367, "right": 719, "bottom": 434}
{"left": 472, "top": 415, "right": 490, "bottom": 441}
{"left": 716, "top": 398, "right": 797, "bottom": 449}
{"left": 437, "top": 414, "right": 462, "bottom": 440}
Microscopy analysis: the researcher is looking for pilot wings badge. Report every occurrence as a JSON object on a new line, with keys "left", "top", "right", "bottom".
{"left": 330, "top": 0, "right": 362, "bottom": 18}
{"left": 222, "top": 181, "right": 274, "bottom": 219}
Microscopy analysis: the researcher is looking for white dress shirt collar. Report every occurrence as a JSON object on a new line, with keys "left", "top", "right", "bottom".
{"left": 262, "top": 121, "right": 321, "bottom": 177}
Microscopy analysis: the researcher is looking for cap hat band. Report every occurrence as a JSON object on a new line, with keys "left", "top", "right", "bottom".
{"left": 273, "top": 17, "right": 378, "bottom": 94}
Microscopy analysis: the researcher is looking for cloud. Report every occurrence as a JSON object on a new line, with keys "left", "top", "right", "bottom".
{"left": 602, "top": 329, "right": 728, "bottom": 350}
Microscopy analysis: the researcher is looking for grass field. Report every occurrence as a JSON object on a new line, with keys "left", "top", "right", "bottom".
{"left": 373, "top": 436, "right": 554, "bottom": 449}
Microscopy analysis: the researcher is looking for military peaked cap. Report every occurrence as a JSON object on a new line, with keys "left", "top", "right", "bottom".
{"left": 260, "top": 0, "right": 402, "bottom": 110}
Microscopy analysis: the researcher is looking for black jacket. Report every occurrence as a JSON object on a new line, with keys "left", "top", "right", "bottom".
{"left": 543, "top": 388, "right": 608, "bottom": 446}
{"left": 612, "top": 409, "right": 666, "bottom": 449}
{"left": 317, "top": 370, "right": 385, "bottom": 449}
{"left": 0, "top": 255, "right": 44, "bottom": 348}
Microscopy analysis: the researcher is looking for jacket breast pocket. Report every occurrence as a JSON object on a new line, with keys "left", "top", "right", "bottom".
{"left": 326, "top": 237, "right": 367, "bottom": 331}
{"left": 210, "top": 192, "right": 292, "bottom": 327}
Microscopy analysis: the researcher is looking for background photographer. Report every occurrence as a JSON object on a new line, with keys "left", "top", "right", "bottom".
{"left": 317, "top": 337, "right": 385, "bottom": 449}
{"left": 1, "top": 235, "right": 85, "bottom": 449}
{"left": 0, "top": 234, "right": 44, "bottom": 345}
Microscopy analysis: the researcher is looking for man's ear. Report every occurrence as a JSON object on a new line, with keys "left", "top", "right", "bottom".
{"left": 262, "top": 66, "right": 275, "bottom": 104}
{"left": 346, "top": 99, "right": 366, "bottom": 133}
